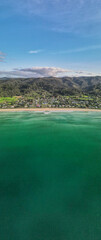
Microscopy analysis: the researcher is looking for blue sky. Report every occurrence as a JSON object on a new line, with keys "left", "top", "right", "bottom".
{"left": 0, "top": 0, "right": 101, "bottom": 77}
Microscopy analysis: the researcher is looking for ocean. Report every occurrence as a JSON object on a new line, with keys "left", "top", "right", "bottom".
{"left": 0, "top": 111, "right": 101, "bottom": 240}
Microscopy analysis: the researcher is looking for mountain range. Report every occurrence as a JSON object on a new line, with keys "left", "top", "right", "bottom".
{"left": 0, "top": 76, "right": 101, "bottom": 97}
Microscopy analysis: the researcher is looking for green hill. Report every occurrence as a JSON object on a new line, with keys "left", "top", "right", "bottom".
{"left": 0, "top": 76, "right": 101, "bottom": 97}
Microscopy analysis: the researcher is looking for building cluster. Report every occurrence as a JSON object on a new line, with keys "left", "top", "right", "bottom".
{"left": 0, "top": 95, "right": 101, "bottom": 109}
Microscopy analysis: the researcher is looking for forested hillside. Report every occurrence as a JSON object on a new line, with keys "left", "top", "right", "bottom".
{"left": 0, "top": 77, "right": 101, "bottom": 108}
{"left": 0, "top": 76, "right": 101, "bottom": 97}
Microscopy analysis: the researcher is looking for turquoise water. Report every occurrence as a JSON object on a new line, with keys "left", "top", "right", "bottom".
{"left": 0, "top": 112, "right": 101, "bottom": 240}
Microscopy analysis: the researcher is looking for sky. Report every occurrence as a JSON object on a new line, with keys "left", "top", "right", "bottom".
{"left": 0, "top": 0, "right": 101, "bottom": 77}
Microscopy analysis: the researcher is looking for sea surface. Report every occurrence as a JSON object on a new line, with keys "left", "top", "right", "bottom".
{"left": 0, "top": 111, "right": 101, "bottom": 240}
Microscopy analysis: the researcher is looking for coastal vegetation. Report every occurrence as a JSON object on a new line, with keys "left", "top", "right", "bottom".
{"left": 0, "top": 76, "right": 101, "bottom": 108}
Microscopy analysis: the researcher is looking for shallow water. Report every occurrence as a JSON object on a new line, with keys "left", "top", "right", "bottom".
{"left": 0, "top": 112, "right": 101, "bottom": 240}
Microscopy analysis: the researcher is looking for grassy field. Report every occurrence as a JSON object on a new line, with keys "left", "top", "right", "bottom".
{"left": 0, "top": 97, "right": 17, "bottom": 104}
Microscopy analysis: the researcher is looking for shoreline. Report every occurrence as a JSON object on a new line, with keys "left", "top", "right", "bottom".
{"left": 0, "top": 108, "right": 101, "bottom": 112}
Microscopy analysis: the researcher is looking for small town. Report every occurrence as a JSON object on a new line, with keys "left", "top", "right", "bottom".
{"left": 0, "top": 95, "right": 101, "bottom": 109}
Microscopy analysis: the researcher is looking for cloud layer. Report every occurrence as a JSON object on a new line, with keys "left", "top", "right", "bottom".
{"left": 0, "top": 67, "right": 70, "bottom": 78}
{"left": 0, "top": 66, "right": 98, "bottom": 78}
{"left": 7, "top": 0, "right": 100, "bottom": 18}
{"left": 1, "top": 0, "right": 101, "bottom": 34}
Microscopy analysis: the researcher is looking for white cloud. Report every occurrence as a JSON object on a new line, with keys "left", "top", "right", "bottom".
{"left": 0, "top": 66, "right": 100, "bottom": 78}
{"left": 28, "top": 50, "right": 43, "bottom": 54}
{"left": 0, "top": 51, "right": 6, "bottom": 62}
{"left": 0, "top": 67, "right": 70, "bottom": 78}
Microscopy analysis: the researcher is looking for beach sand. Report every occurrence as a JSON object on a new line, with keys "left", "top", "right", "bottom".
{"left": 0, "top": 108, "right": 101, "bottom": 112}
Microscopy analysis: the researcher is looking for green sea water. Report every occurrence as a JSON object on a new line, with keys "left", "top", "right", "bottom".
{"left": 0, "top": 111, "right": 101, "bottom": 240}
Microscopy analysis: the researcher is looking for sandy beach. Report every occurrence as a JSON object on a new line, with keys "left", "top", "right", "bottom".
{"left": 0, "top": 108, "right": 101, "bottom": 112}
